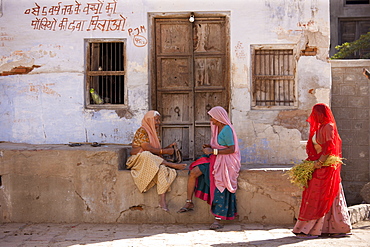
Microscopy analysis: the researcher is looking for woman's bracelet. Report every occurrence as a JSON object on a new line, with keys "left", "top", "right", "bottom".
{"left": 213, "top": 149, "right": 218, "bottom": 155}
{"left": 160, "top": 149, "right": 163, "bottom": 155}
{"left": 317, "top": 159, "right": 324, "bottom": 165}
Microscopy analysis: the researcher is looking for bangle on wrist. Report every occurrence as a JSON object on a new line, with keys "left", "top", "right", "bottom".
{"left": 317, "top": 159, "right": 324, "bottom": 165}
{"left": 213, "top": 149, "right": 218, "bottom": 155}
{"left": 160, "top": 149, "right": 163, "bottom": 155}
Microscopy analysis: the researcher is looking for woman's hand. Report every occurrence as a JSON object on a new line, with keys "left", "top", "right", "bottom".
{"left": 202, "top": 147, "right": 213, "bottom": 155}
{"left": 314, "top": 160, "right": 323, "bottom": 169}
{"left": 166, "top": 142, "right": 177, "bottom": 148}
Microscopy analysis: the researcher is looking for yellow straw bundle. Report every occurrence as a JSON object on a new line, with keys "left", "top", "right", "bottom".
{"left": 286, "top": 155, "right": 343, "bottom": 189}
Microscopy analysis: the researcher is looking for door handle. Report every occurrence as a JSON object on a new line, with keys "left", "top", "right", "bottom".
{"left": 206, "top": 104, "right": 212, "bottom": 111}
{"left": 174, "top": 106, "right": 180, "bottom": 117}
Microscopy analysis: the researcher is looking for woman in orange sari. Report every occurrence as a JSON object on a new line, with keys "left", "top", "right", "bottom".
{"left": 293, "top": 103, "right": 352, "bottom": 238}
{"left": 126, "top": 110, "right": 186, "bottom": 211}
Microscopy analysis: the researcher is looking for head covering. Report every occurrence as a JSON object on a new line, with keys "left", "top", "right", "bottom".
{"left": 141, "top": 110, "right": 161, "bottom": 149}
{"left": 208, "top": 106, "right": 241, "bottom": 193}
{"left": 306, "top": 103, "right": 342, "bottom": 160}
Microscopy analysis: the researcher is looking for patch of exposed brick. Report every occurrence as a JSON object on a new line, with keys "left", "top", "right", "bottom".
{"left": 1, "top": 65, "right": 41, "bottom": 76}
{"left": 300, "top": 46, "right": 317, "bottom": 56}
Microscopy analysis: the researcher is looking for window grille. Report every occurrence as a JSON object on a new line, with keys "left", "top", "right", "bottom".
{"left": 86, "top": 40, "right": 126, "bottom": 108}
{"left": 252, "top": 48, "right": 296, "bottom": 108}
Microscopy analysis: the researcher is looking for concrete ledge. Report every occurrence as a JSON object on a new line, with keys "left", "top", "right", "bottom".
{"left": 0, "top": 143, "right": 302, "bottom": 225}
{"left": 348, "top": 204, "right": 370, "bottom": 224}
{"left": 2, "top": 143, "right": 366, "bottom": 226}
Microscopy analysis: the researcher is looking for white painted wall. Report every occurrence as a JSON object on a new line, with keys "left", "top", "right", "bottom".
{"left": 0, "top": 0, "right": 331, "bottom": 164}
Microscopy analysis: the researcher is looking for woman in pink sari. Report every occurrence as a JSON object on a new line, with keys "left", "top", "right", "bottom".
{"left": 292, "top": 103, "right": 352, "bottom": 238}
{"left": 177, "top": 106, "right": 241, "bottom": 230}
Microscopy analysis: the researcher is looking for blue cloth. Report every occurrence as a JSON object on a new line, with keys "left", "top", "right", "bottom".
{"left": 218, "top": 125, "right": 234, "bottom": 146}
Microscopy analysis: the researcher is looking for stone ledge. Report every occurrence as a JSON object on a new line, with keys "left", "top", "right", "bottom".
{"left": 0, "top": 142, "right": 301, "bottom": 224}
{"left": 1, "top": 142, "right": 367, "bottom": 226}
{"left": 348, "top": 204, "right": 370, "bottom": 224}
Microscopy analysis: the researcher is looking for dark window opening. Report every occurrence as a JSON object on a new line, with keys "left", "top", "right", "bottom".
{"left": 339, "top": 20, "right": 370, "bottom": 58}
{"left": 86, "top": 41, "right": 126, "bottom": 107}
{"left": 346, "top": 0, "right": 369, "bottom": 4}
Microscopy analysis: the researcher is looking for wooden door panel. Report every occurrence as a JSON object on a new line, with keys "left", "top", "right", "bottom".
{"left": 159, "top": 92, "right": 192, "bottom": 123}
{"left": 194, "top": 126, "right": 212, "bottom": 158}
{"left": 193, "top": 21, "right": 225, "bottom": 53}
{"left": 194, "top": 92, "right": 228, "bottom": 123}
{"left": 162, "top": 126, "right": 190, "bottom": 160}
{"left": 194, "top": 57, "right": 224, "bottom": 88}
{"left": 157, "top": 57, "right": 191, "bottom": 89}
{"left": 156, "top": 20, "right": 192, "bottom": 55}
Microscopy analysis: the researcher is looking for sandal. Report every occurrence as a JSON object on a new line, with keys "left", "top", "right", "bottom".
{"left": 294, "top": 233, "right": 319, "bottom": 239}
{"left": 209, "top": 222, "right": 224, "bottom": 230}
{"left": 177, "top": 200, "right": 194, "bottom": 213}
{"left": 329, "top": 233, "right": 352, "bottom": 238}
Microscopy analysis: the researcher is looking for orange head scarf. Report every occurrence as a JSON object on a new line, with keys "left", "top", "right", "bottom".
{"left": 141, "top": 110, "right": 161, "bottom": 149}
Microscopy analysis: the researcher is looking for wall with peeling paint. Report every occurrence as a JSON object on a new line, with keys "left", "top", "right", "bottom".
{"left": 0, "top": 0, "right": 331, "bottom": 164}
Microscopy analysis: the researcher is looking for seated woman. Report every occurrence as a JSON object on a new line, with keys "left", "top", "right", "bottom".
{"left": 177, "top": 106, "right": 241, "bottom": 230}
{"left": 126, "top": 110, "right": 186, "bottom": 211}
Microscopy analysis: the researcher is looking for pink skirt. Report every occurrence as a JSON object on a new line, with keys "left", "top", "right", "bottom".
{"left": 293, "top": 184, "right": 352, "bottom": 236}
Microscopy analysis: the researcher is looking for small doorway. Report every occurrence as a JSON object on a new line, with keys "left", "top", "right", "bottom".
{"left": 150, "top": 13, "right": 230, "bottom": 160}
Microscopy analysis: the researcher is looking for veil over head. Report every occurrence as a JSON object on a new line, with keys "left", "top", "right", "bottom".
{"left": 141, "top": 110, "right": 161, "bottom": 149}
{"left": 306, "top": 103, "right": 342, "bottom": 160}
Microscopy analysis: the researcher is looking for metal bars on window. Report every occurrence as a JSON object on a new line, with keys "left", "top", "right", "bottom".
{"left": 253, "top": 49, "right": 295, "bottom": 106}
{"left": 87, "top": 41, "right": 125, "bottom": 105}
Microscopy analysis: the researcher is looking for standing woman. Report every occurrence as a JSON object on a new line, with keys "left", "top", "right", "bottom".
{"left": 293, "top": 103, "right": 352, "bottom": 238}
{"left": 178, "top": 106, "right": 241, "bottom": 230}
{"left": 126, "top": 110, "right": 186, "bottom": 212}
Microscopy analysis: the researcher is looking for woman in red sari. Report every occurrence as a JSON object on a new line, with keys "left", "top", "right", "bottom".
{"left": 293, "top": 103, "right": 352, "bottom": 238}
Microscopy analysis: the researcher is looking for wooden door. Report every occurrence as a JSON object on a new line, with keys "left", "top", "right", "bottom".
{"left": 153, "top": 15, "right": 229, "bottom": 160}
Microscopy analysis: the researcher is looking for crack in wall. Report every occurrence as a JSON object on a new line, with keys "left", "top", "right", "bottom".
{"left": 115, "top": 204, "right": 145, "bottom": 222}
{"left": 74, "top": 190, "right": 91, "bottom": 212}
{"left": 239, "top": 178, "right": 299, "bottom": 220}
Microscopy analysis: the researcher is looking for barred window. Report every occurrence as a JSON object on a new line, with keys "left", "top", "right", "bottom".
{"left": 251, "top": 45, "right": 297, "bottom": 109}
{"left": 86, "top": 39, "right": 126, "bottom": 108}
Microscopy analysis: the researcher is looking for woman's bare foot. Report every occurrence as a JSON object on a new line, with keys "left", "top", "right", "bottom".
{"left": 158, "top": 194, "right": 169, "bottom": 212}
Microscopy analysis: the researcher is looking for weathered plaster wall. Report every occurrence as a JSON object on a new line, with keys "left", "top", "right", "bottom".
{"left": 0, "top": 0, "right": 331, "bottom": 164}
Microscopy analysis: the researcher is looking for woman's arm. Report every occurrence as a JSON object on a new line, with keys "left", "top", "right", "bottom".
{"left": 141, "top": 142, "right": 174, "bottom": 156}
{"left": 203, "top": 145, "right": 235, "bottom": 155}
{"left": 314, "top": 123, "right": 335, "bottom": 169}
